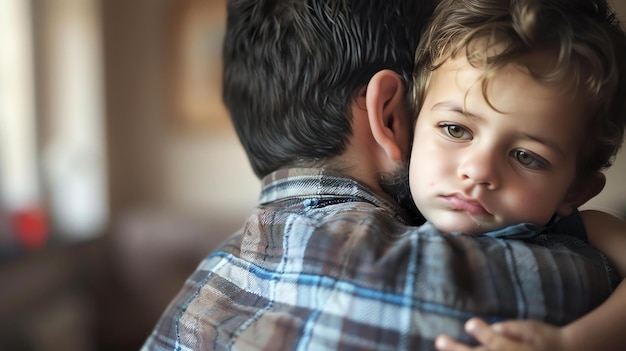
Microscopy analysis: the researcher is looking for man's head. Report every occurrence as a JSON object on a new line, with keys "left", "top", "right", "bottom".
{"left": 222, "top": 0, "right": 435, "bottom": 179}
{"left": 409, "top": 0, "right": 626, "bottom": 234}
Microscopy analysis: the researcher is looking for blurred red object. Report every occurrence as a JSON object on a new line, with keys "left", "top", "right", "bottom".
{"left": 11, "top": 207, "right": 48, "bottom": 250}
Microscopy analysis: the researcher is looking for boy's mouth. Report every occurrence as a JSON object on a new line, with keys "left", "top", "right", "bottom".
{"left": 442, "top": 194, "right": 491, "bottom": 217}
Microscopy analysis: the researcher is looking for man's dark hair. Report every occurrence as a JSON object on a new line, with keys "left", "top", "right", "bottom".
{"left": 223, "top": 0, "right": 435, "bottom": 178}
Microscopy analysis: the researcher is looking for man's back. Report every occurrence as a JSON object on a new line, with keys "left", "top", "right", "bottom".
{"left": 142, "top": 169, "right": 617, "bottom": 350}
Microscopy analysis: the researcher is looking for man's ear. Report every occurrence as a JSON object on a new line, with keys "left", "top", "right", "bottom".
{"left": 365, "top": 70, "right": 411, "bottom": 162}
{"left": 557, "top": 172, "right": 606, "bottom": 216}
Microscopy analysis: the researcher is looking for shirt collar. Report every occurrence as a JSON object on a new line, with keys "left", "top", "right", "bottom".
{"left": 482, "top": 223, "right": 544, "bottom": 239}
{"left": 259, "top": 168, "right": 407, "bottom": 220}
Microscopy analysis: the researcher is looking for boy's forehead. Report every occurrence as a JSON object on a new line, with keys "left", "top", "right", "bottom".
{"left": 431, "top": 54, "right": 588, "bottom": 131}
{"left": 438, "top": 48, "right": 587, "bottom": 104}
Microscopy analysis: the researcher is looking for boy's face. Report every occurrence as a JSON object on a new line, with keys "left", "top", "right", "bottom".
{"left": 409, "top": 55, "right": 587, "bottom": 235}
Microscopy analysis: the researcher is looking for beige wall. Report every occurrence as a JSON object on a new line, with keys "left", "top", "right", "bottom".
{"left": 103, "top": 0, "right": 258, "bottom": 226}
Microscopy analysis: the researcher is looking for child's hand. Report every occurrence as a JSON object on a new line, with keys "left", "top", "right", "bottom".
{"left": 435, "top": 317, "right": 568, "bottom": 351}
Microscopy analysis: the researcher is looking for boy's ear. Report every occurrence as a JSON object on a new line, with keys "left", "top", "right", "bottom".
{"left": 557, "top": 172, "right": 606, "bottom": 216}
{"left": 365, "top": 69, "right": 411, "bottom": 162}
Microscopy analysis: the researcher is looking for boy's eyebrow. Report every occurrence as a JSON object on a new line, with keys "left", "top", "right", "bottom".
{"left": 432, "top": 101, "right": 480, "bottom": 120}
{"left": 522, "top": 133, "right": 567, "bottom": 157}
{"left": 432, "top": 101, "right": 567, "bottom": 157}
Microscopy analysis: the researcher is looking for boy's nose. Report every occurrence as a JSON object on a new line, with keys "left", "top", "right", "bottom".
{"left": 457, "top": 149, "right": 500, "bottom": 190}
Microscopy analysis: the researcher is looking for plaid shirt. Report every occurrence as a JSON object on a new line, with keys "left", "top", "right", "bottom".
{"left": 142, "top": 168, "right": 617, "bottom": 351}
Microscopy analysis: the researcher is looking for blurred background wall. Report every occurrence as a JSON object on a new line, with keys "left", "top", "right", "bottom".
{"left": 0, "top": 0, "right": 624, "bottom": 350}
{"left": 1, "top": 0, "right": 258, "bottom": 349}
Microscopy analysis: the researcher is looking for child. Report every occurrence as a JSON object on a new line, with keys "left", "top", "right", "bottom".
{"left": 405, "top": 0, "right": 626, "bottom": 349}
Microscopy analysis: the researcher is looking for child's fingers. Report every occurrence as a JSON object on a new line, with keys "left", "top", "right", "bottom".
{"left": 435, "top": 334, "right": 484, "bottom": 351}
{"left": 490, "top": 320, "right": 536, "bottom": 340}
{"left": 464, "top": 318, "right": 534, "bottom": 351}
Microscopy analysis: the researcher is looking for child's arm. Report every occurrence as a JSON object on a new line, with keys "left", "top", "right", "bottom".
{"left": 435, "top": 210, "right": 626, "bottom": 351}
{"left": 559, "top": 210, "right": 626, "bottom": 349}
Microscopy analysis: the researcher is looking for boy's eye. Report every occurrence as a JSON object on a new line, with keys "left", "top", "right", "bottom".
{"left": 441, "top": 124, "right": 471, "bottom": 139}
{"left": 511, "top": 150, "right": 547, "bottom": 169}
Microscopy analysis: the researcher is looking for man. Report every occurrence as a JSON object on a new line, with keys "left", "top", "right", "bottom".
{"left": 142, "top": 0, "right": 617, "bottom": 349}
